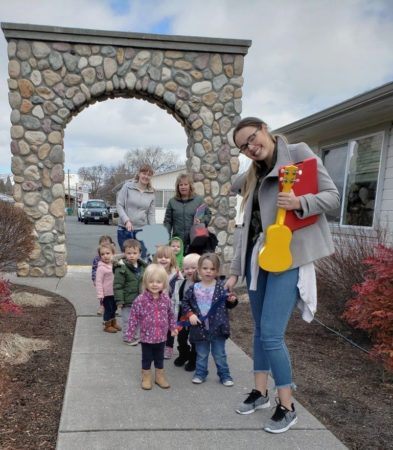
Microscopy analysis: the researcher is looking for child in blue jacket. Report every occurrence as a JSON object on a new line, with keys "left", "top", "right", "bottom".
{"left": 182, "top": 253, "right": 238, "bottom": 386}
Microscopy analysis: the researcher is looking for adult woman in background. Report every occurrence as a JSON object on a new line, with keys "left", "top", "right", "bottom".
{"left": 164, "top": 173, "right": 211, "bottom": 254}
{"left": 116, "top": 164, "right": 155, "bottom": 255}
{"left": 225, "top": 117, "right": 339, "bottom": 434}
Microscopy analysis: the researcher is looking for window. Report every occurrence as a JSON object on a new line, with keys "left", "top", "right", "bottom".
{"left": 154, "top": 190, "right": 175, "bottom": 208}
{"left": 322, "top": 132, "right": 383, "bottom": 227}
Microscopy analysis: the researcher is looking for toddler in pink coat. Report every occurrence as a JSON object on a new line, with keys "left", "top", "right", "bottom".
{"left": 126, "top": 264, "right": 178, "bottom": 390}
{"left": 95, "top": 243, "right": 121, "bottom": 333}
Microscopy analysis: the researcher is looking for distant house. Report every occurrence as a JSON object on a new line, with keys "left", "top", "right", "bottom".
{"left": 274, "top": 81, "right": 393, "bottom": 243}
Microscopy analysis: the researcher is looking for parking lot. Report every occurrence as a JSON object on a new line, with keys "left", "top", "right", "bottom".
{"left": 65, "top": 215, "right": 118, "bottom": 265}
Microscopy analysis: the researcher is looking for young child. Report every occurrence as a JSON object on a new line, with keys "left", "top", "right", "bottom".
{"left": 182, "top": 253, "right": 238, "bottom": 386}
{"left": 95, "top": 243, "right": 121, "bottom": 333}
{"left": 91, "top": 235, "right": 115, "bottom": 316}
{"left": 173, "top": 253, "right": 200, "bottom": 372}
{"left": 114, "top": 239, "right": 147, "bottom": 345}
{"left": 125, "top": 264, "right": 178, "bottom": 390}
{"left": 169, "top": 236, "right": 184, "bottom": 269}
{"left": 153, "top": 245, "right": 183, "bottom": 359}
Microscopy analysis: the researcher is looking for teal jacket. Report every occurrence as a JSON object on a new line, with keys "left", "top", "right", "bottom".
{"left": 113, "top": 259, "right": 147, "bottom": 306}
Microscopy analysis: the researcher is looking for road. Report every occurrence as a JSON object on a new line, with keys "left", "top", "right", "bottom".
{"left": 65, "top": 216, "right": 118, "bottom": 265}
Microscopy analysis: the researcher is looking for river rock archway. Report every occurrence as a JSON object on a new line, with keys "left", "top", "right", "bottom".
{"left": 2, "top": 23, "right": 251, "bottom": 276}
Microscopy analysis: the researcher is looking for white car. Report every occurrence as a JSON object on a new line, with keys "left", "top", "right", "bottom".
{"left": 77, "top": 202, "right": 87, "bottom": 222}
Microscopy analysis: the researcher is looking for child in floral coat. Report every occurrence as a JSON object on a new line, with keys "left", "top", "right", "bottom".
{"left": 126, "top": 264, "right": 178, "bottom": 390}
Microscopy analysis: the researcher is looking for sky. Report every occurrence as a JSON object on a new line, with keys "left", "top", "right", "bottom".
{"left": 0, "top": 0, "right": 393, "bottom": 175}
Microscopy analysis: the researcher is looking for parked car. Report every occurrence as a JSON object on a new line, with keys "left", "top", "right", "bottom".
{"left": 77, "top": 202, "right": 87, "bottom": 222}
{"left": 83, "top": 199, "right": 110, "bottom": 225}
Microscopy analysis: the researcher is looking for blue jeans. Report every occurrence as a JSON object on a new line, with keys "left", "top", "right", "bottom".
{"left": 245, "top": 248, "right": 299, "bottom": 388}
{"left": 194, "top": 337, "right": 232, "bottom": 382}
{"left": 117, "top": 227, "right": 147, "bottom": 258}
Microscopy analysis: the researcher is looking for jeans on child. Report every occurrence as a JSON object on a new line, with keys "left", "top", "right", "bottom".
{"left": 245, "top": 248, "right": 299, "bottom": 388}
{"left": 103, "top": 295, "right": 116, "bottom": 322}
{"left": 194, "top": 337, "right": 231, "bottom": 382}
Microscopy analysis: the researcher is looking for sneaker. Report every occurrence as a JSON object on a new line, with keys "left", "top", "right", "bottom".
{"left": 222, "top": 379, "right": 234, "bottom": 387}
{"left": 123, "top": 339, "right": 139, "bottom": 346}
{"left": 174, "top": 355, "right": 188, "bottom": 367}
{"left": 192, "top": 376, "right": 205, "bottom": 384}
{"left": 164, "top": 346, "right": 173, "bottom": 359}
{"left": 97, "top": 305, "right": 104, "bottom": 315}
{"left": 184, "top": 361, "right": 196, "bottom": 372}
{"left": 264, "top": 401, "right": 298, "bottom": 434}
{"left": 236, "top": 389, "right": 270, "bottom": 415}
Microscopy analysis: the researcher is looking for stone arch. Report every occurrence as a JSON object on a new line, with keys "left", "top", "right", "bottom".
{"left": 2, "top": 23, "right": 251, "bottom": 277}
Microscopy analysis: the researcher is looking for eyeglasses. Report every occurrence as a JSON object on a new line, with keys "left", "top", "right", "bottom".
{"left": 238, "top": 128, "right": 261, "bottom": 154}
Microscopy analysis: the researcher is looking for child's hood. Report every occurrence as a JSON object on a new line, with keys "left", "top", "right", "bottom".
{"left": 97, "top": 260, "right": 112, "bottom": 271}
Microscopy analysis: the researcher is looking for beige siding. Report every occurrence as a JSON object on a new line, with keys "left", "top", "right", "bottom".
{"left": 379, "top": 128, "right": 393, "bottom": 242}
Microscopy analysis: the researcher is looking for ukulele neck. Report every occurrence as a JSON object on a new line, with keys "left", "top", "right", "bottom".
{"left": 275, "top": 170, "right": 296, "bottom": 226}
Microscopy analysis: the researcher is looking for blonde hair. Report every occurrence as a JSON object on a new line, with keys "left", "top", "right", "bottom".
{"left": 183, "top": 253, "right": 200, "bottom": 267}
{"left": 153, "top": 245, "right": 177, "bottom": 273}
{"left": 198, "top": 253, "right": 221, "bottom": 275}
{"left": 175, "top": 173, "right": 195, "bottom": 199}
{"left": 233, "top": 117, "right": 285, "bottom": 210}
{"left": 142, "top": 264, "right": 169, "bottom": 292}
{"left": 98, "top": 242, "right": 116, "bottom": 256}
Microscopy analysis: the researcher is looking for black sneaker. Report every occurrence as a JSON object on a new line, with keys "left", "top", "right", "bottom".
{"left": 264, "top": 401, "right": 297, "bottom": 433}
{"left": 184, "top": 360, "right": 196, "bottom": 372}
{"left": 174, "top": 355, "right": 188, "bottom": 367}
{"left": 235, "top": 389, "right": 270, "bottom": 415}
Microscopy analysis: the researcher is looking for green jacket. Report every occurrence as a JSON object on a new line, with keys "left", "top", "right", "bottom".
{"left": 163, "top": 195, "right": 211, "bottom": 249}
{"left": 113, "top": 259, "right": 147, "bottom": 306}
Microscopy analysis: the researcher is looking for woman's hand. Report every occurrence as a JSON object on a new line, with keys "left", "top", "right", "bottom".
{"left": 171, "top": 329, "right": 178, "bottom": 336}
{"left": 193, "top": 218, "right": 201, "bottom": 224}
{"left": 277, "top": 189, "right": 301, "bottom": 211}
{"left": 189, "top": 314, "right": 201, "bottom": 325}
{"left": 224, "top": 275, "right": 238, "bottom": 292}
{"left": 125, "top": 219, "right": 133, "bottom": 231}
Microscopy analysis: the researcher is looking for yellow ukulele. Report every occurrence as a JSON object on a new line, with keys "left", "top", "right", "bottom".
{"left": 258, "top": 165, "right": 299, "bottom": 272}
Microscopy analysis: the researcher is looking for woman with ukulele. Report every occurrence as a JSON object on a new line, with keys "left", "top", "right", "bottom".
{"left": 225, "top": 117, "right": 339, "bottom": 434}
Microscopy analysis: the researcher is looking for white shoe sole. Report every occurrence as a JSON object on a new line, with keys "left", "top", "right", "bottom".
{"left": 236, "top": 400, "right": 271, "bottom": 415}
{"left": 264, "top": 416, "right": 298, "bottom": 433}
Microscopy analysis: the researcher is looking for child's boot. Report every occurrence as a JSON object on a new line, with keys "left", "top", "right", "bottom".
{"left": 103, "top": 320, "right": 117, "bottom": 333}
{"left": 111, "top": 318, "right": 122, "bottom": 331}
{"left": 141, "top": 369, "right": 152, "bottom": 390}
{"left": 155, "top": 368, "right": 170, "bottom": 389}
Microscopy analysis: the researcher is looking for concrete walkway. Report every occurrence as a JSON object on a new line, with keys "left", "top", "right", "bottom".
{"left": 10, "top": 267, "right": 347, "bottom": 450}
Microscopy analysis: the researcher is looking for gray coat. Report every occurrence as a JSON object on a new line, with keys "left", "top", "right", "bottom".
{"left": 230, "top": 137, "right": 340, "bottom": 278}
{"left": 116, "top": 180, "right": 155, "bottom": 228}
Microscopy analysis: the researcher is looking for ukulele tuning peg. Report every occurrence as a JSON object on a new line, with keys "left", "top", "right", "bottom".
{"left": 279, "top": 177, "right": 283, "bottom": 182}
{"left": 298, "top": 170, "right": 303, "bottom": 175}
{"left": 280, "top": 168, "right": 285, "bottom": 173}
{"left": 295, "top": 179, "right": 300, "bottom": 183}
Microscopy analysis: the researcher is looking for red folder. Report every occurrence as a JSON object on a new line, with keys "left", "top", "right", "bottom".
{"left": 280, "top": 158, "right": 318, "bottom": 231}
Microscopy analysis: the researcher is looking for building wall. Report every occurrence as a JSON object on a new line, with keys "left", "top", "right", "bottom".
{"left": 380, "top": 126, "right": 393, "bottom": 239}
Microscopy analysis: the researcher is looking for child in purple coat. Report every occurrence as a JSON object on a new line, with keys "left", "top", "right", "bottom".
{"left": 126, "top": 264, "right": 178, "bottom": 390}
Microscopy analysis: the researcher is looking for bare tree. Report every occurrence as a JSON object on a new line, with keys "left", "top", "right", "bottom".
{"left": 78, "top": 165, "right": 107, "bottom": 198}
{"left": 125, "top": 146, "right": 184, "bottom": 175}
{"left": 99, "top": 163, "right": 132, "bottom": 204}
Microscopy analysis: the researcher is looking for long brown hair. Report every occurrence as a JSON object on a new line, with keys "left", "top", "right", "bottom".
{"left": 233, "top": 117, "right": 283, "bottom": 210}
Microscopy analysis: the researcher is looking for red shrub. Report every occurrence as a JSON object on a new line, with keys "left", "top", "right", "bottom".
{"left": 0, "top": 277, "right": 22, "bottom": 315}
{"left": 342, "top": 245, "right": 393, "bottom": 372}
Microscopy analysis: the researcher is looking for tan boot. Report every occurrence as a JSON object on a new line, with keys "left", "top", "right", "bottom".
{"left": 103, "top": 320, "right": 117, "bottom": 333}
{"left": 155, "top": 368, "right": 170, "bottom": 389}
{"left": 111, "top": 318, "right": 121, "bottom": 331}
{"left": 141, "top": 369, "right": 152, "bottom": 390}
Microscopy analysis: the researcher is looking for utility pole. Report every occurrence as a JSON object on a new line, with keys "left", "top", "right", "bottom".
{"left": 67, "top": 169, "right": 71, "bottom": 209}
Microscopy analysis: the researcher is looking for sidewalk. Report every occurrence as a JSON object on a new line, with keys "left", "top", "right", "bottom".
{"left": 11, "top": 267, "right": 347, "bottom": 450}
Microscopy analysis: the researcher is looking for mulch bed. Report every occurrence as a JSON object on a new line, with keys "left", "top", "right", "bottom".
{"left": 0, "top": 284, "right": 75, "bottom": 450}
{"left": 1, "top": 283, "right": 392, "bottom": 449}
